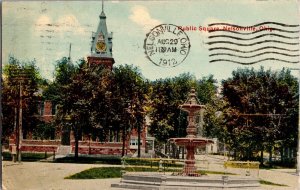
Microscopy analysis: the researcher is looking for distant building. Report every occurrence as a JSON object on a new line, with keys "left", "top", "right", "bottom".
{"left": 205, "top": 138, "right": 219, "bottom": 154}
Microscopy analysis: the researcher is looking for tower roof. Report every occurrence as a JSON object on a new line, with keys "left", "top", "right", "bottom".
{"left": 90, "top": 0, "right": 113, "bottom": 58}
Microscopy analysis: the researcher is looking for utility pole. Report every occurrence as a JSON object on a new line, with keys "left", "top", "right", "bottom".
{"left": 17, "top": 81, "right": 23, "bottom": 162}
{"left": 295, "top": 69, "right": 300, "bottom": 176}
{"left": 290, "top": 68, "right": 300, "bottom": 176}
{"left": 11, "top": 67, "right": 30, "bottom": 162}
{"left": 294, "top": 68, "right": 300, "bottom": 177}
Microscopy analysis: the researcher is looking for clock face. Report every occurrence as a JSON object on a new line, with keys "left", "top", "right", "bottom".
{"left": 96, "top": 41, "right": 106, "bottom": 52}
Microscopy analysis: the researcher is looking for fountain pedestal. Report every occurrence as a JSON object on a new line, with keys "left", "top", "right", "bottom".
{"left": 170, "top": 88, "right": 213, "bottom": 176}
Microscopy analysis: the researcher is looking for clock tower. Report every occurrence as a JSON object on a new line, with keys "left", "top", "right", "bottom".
{"left": 87, "top": 0, "right": 115, "bottom": 69}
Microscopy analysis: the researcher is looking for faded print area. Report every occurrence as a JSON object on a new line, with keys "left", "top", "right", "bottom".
{"left": 2, "top": 1, "right": 300, "bottom": 190}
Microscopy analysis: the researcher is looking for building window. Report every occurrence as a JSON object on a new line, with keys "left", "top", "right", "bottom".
{"left": 40, "top": 102, "right": 45, "bottom": 116}
{"left": 130, "top": 139, "right": 136, "bottom": 146}
{"left": 130, "top": 139, "right": 142, "bottom": 146}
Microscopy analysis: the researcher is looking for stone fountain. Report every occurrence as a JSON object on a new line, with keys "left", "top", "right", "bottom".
{"left": 112, "top": 88, "right": 260, "bottom": 189}
{"left": 170, "top": 88, "right": 213, "bottom": 176}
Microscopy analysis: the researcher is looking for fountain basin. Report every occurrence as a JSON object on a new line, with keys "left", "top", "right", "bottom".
{"left": 170, "top": 137, "right": 214, "bottom": 146}
{"left": 170, "top": 137, "right": 214, "bottom": 176}
{"left": 111, "top": 173, "right": 261, "bottom": 189}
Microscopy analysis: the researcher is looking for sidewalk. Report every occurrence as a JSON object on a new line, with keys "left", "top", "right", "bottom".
{"left": 259, "top": 169, "right": 298, "bottom": 190}
{"left": 3, "top": 161, "right": 120, "bottom": 190}
{"left": 3, "top": 161, "right": 299, "bottom": 190}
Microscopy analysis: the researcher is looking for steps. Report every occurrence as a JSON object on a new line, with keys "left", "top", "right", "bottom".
{"left": 57, "top": 145, "right": 71, "bottom": 155}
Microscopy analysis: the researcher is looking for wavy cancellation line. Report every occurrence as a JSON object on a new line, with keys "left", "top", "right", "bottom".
{"left": 208, "top": 28, "right": 299, "bottom": 35}
{"left": 208, "top": 22, "right": 299, "bottom": 28}
{"left": 209, "top": 52, "right": 299, "bottom": 58}
{"left": 208, "top": 33, "right": 299, "bottom": 40}
{"left": 208, "top": 46, "right": 299, "bottom": 53}
{"left": 207, "top": 40, "right": 299, "bottom": 46}
{"left": 209, "top": 58, "right": 299, "bottom": 65}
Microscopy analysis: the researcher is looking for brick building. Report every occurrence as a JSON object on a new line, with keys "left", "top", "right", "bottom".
{"left": 9, "top": 3, "right": 155, "bottom": 157}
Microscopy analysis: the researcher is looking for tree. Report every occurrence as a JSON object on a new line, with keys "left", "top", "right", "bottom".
{"left": 149, "top": 74, "right": 195, "bottom": 143}
{"left": 111, "top": 64, "right": 149, "bottom": 157}
{"left": 149, "top": 73, "right": 220, "bottom": 158}
{"left": 222, "top": 67, "right": 298, "bottom": 163}
{"left": 2, "top": 56, "right": 44, "bottom": 141}
{"left": 43, "top": 57, "right": 78, "bottom": 144}
{"left": 50, "top": 60, "right": 149, "bottom": 159}
{"left": 43, "top": 57, "right": 77, "bottom": 104}
{"left": 58, "top": 62, "right": 112, "bottom": 160}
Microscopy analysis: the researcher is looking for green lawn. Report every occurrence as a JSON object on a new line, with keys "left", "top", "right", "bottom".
{"left": 65, "top": 167, "right": 236, "bottom": 179}
{"left": 54, "top": 156, "right": 121, "bottom": 165}
{"left": 65, "top": 167, "right": 122, "bottom": 179}
{"left": 2, "top": 152, "right": 53, "bottom": 161}
{"left": 66, "top": 167, "right": 287, "bottom": 187}
{"left": 65, "top": 167, "right": 157, "bottom": 179}
{"left": 259, "top": 179, "right": 287, "bottom": 186}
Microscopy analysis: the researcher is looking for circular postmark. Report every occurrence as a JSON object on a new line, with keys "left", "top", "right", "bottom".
{"left": 144, "top": 24, "right": 191, "bottom": 67}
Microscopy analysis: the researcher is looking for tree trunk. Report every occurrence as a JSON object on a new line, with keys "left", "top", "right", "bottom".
{"left": 268, "top": 146, "right": 272, "bottom": 166}
{"left": 280, "top": 147, "right": 284, "bottom": 162}
{"left": 172, "top": 144, "right": 176, "bottom": 158}
{"left": 74, "top": 130, "right": 79, "bottom": 162}
{"left": 122, "top": 125, "right": 126, "bottom": 157}
{"left": 164, "top": 143, "right": 167, "bottom": 155}
{"left": 137, "top": 122, "right": 141, "bottom": 158}
{"left": 234, "top": 150, "right": 237, "bottom": 160}
{"left": 260, "top": 149, "right": 264, "bottom": 165}
{"left": 247, "top": 148, "right": 251, "bottom": 160}
{"left": 75, "top": 134, "right": 78, "bottom": 161}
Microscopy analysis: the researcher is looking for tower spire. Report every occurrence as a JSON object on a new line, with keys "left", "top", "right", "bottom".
{"left": 100, "top": 0, "right": 106, "bottom": 18}
{"left": 87, "top": 0, "right": 114, "bottom": 69}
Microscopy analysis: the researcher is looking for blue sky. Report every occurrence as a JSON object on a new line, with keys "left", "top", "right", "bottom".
{"left": 3, "top": 0, "right": 299, "bottom": 82}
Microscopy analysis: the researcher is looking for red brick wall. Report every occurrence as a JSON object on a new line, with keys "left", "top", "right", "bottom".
{"left": 41, "top": 101, "right": 54, "bottom": 123}
{"left": 9, "top": 139, "right": 60, "bottom": 153}
{"left": 44, "top": 101, "right": 52, "bottom": 116}
{"left": 22, "top": 140, "right": 61, "bottom": 145}
{"left": 71, "top": 141, "right": 123, "bottom": 147}
{"left": 71, "top": 146, "right": 122, "bottom": 155}
{"left": 21, "top": 145, "right": 58, "bottom": 152}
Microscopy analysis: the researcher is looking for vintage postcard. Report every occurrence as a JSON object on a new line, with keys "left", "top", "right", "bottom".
{"left": 2, "top": 0, "right": 299, "bottom": 189}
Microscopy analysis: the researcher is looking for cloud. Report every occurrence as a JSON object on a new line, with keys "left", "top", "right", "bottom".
{"left": 56, "top": 14, "right": 87, "bottom": 36}
{"left": 36, "top": 15, "right": 52, "bottom": 26}
{"left": 34, "top": 14, "right": 88, "bottom": 37}
{"left": 129, "top": 5, "right": 161, "bottom": 32}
